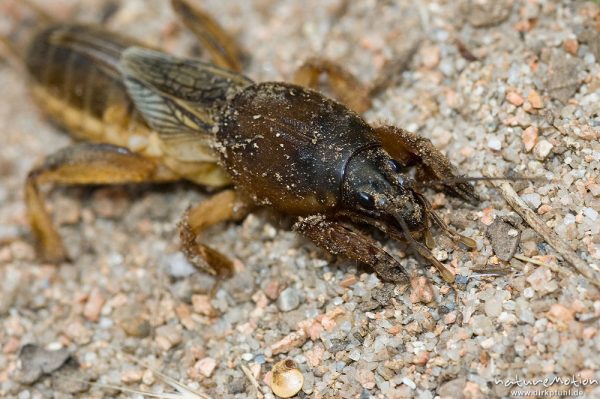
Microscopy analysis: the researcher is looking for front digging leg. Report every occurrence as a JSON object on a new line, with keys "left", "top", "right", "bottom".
{"left": 293, "top": 215, "right": 409, "bottom": 283}
{"left": 373, "top": 125, "right": 480, "bottom": 204}
{"left": 338, "top": 211, "right": 460, "bottom": 284}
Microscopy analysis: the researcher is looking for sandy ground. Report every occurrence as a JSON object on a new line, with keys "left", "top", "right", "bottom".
{"left": 1, "top": 0, "right": 600, "bottom": 398}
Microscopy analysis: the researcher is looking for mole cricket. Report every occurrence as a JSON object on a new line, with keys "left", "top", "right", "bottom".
{"left": 3, "top": 0, "right": 484, "bottom": 284}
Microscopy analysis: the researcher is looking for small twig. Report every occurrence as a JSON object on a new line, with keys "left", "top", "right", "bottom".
{"left": 470, "top": 272, "right": 510, "bottom": 279}
{"left": 470, "top": 266, "right": 513, "bottom": 276}
{"left": 513, "top": 254, "right": 574, "bottom": 278}
{"left": 56, "top": 377, "right": 191, "bottom": 399}
{"left": 57, "top": 357, "right": 214, "bottom": 399}
{"left": 581, "top": 314, "right": 600, "bottom": 324}
{"left": 241, "top": 363, "right": 264, "bottom": 399}
{"left": 484, "top": 167, "right": 600, "bottom": 289}
{"left": 124, "top": 354, "right": 213, "bottom": 399}
{"left": 412, "top": 0, "right": 431, "bottom": 34}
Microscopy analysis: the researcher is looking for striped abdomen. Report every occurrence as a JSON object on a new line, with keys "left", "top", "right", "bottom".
{"left": 24, "top": 23, "right": 233, "bottom": 187}
{"left": 25, "top": 24, "right": 153, "bottom": 150}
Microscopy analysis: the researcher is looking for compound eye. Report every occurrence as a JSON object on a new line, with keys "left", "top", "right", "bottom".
{"left": 357, "top": 192, "right": 375, "bottom": 209}
{"left": 388, "top": 159, "right": 402, "bottom": 173}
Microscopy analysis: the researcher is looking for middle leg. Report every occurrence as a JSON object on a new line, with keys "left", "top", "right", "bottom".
{"left": 179, "top": 189, "right": 253, "bottom": 277}
{"left": 293, "top": 58, "right": 372, "bottom": 114}
{"left": 292, "top": 44, "right": 418, "bottom": 114}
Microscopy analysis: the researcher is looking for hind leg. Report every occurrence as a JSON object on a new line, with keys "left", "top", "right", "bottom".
{"left": 26, "top": 143, "right": 178, "bottom": 263}
{"left": 171, "top": 0, "right": 246, "bottom": 72}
